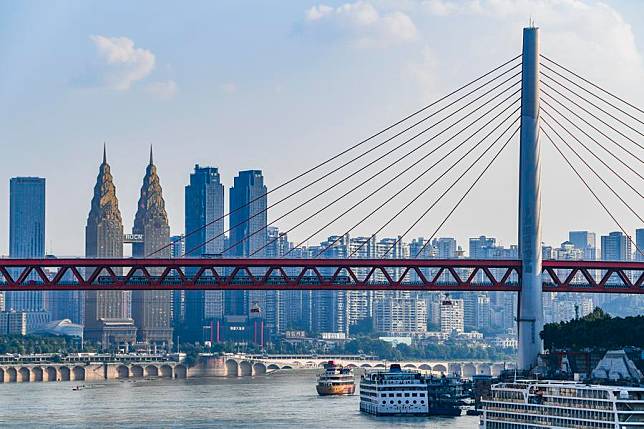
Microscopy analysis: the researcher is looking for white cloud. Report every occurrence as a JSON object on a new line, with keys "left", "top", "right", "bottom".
{"left": 306, "top": 4, "right": 333, "bottom": 21}
{"left": 419, "top": 0, "right": 644, "bottom": 96}
{"left": 304, "top": 1, "right": 417, "bottom": 47}
{"left": 145, "top": 80, "right": 178, "bottom": 99}
{"left": 90, "top": 35, "right": 156, "bottom": 90}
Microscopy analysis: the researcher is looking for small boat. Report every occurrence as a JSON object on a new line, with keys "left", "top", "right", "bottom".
{"left": 316, "top": 361, "right": 356, "bottom": 396}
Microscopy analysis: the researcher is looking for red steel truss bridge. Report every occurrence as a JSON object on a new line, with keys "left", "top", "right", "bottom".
{"left": 0, "top": 258, "right": 642, "bottom": 294}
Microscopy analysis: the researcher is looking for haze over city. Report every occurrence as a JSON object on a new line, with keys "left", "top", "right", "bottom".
{"left": 1, "top": 0, "right": 643, "bottom": 256}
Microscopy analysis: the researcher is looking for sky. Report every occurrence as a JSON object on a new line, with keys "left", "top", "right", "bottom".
{"left": 0, "top": 0, "right": 642, "bottom": 256}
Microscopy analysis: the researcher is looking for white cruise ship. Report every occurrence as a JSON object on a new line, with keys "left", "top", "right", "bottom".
{"left": 360, "top": 364, "right": 462, "bottom": 416}
{"left": 480, "top": 380, "right": 644, "bottom": 428}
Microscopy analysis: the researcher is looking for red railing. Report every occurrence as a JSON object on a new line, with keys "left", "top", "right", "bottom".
{"left": 0, "top": 258, "right": 641, "bottom": 293}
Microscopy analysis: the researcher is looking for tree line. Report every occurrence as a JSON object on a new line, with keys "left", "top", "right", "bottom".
{"left": 541, "top": 308, "right": 644, "bottom": 350}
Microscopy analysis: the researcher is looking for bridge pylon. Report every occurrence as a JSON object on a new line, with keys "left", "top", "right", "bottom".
{"left": 517, "top": 26, "right": 544, "bottom": 370}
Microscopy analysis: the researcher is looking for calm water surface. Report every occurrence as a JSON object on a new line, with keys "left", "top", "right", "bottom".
{"left": 0, "top": 371, "right": 479, "bottom": 428}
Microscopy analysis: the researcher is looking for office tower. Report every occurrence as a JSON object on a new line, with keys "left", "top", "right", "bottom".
{"left": 432, "top": 237, "right": 457, "bottom": 258}
{"left": 228, "top": 171, "right": 268, "bottom": 317}
{"left": 131, "top": 149, "right": 173, "bottom": 348}
{"left": 440, "top": 297, "right": 464, "bottom": 335}
{"left": 169, "top": 235, "right": 185, "bottom": 258}
{"left": 469, "top": 236, "right": 496, "bottom": 259}
{"left": 185, "top": 165, "right": 225, "bottom": 256}
{"left": 7, "top": 177, "right": 47, "bottom": 312}
{"left": 601, "top": 232, "right": 632, "bottom": 261}
{"left": 463, "top": 293, "right": 478, "bottom": 331}
{"left": 229, "top": 170, "right": 267, "bottom": 257}
{"left": 264, "top": 226, "right": 288, "bottom": 334}
{"left": 636, "top": 229, "right": 643, "bottom": 261}
{"left": 169, "top": 235, "right": 185, "bottom": 327}
{"left": 183, "top": 165, "right": 225, "bottom": 341}
{"left": 311, "top": 235, "right": 349, "bottom": 334}
{"left": 476, "top": 294, "right": 491, "bottom": 331}
{"left": 569, "top": 231, "right": 596, "bottom": 260}
{"left": 84, "top": 147, "right": 136, "bottom": 348}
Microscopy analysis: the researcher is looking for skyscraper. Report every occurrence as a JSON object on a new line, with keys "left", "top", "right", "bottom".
{"left": 228, "top": 170, "right": 268, "bottom": 317}
{"left": 228, "top": 170, "right": 267, "bottom": 258}
{"left": 7, "top": 177, "right": 46, "bottom": 312}
{"left": 601, "top": 232, "right": 631, "bottom": 261}
{"left": 312, "top": 235, "right": 349, "bottom": 335}
{"left": 569, "top": 231, "right": 596, "bottom": 260}
{"left": 636, "top": 229, "right": 643, "bottom": 262}
{"left": 131, "top": 148, "right": 173, "bottom": 348}
{"left": 183, "top": 165, "right": 225, "bottom": 340}
{"left": 84, "top": 147, "right": 136, "bottom": 348}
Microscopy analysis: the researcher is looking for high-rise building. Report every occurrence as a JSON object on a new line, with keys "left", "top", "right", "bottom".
{"left": 264, "top": 226, "right": 288, "bottom": 335}
{"left": 312, "top": 235, "right": 349, "bottom": 335}
{"left": 7, "top": 177, "right": 46, "bottom": 312}
{"left": 432, "top": 237, "right": 457, "bottom": 258}
{"left": 169, "top": 235, "right": 186, "bottom": 327}
{"left": 183, "top": 165, "right": 225, "bottom": 341}
{"left": 131, "top": 149, "right": 173, "bottom": 348}
{"left": 228, "top": 170, "right": 267, "bottom": 258}
{"left": 228, "top": 171, "right": 268, "bottom": 317}
{"left": 185, "top": 165, "right": 225, "bottom": 256}
{"left": 636, "top": 229, "right": 644, "bottom": 262}
{"left": 0, "top": 310, "right": 28, "bottom": 335}
{"left": 469, "top": 236, "right": 496, "bottom": 259}
{"left": 601, "top": 232, "right": 631, "bottom": 261}
{"left": 569, "top": 231, "right": 596, "bottom": 260}
{"left": 84, "top": 147, "right": 136, "bottom": 348}
{"left": 440, "top": 297, "right": 464, "bottom": 335}
{"left": 169, "top": 235, "right": 185, "bottom": 258}
{"left": 373, "top": 298, "right": 427, "bottom": 335}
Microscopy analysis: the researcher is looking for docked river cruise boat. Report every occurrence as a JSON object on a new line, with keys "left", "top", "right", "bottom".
{"left": 316, "top": 361, "right": 355, "bottom": 396}
{"left": 360, "top": 364, "right": 464, "bottom": 416}
{"left": 480, "top": 380, "right": 644, "bottom": 428}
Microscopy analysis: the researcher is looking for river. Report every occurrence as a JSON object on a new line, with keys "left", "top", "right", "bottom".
{"left": 0, "top": 370, "right": 479, "bottom": 428}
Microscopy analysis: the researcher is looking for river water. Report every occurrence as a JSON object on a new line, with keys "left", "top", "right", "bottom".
{"left": 0, "top": 371, "right": 479, "bottom": 428}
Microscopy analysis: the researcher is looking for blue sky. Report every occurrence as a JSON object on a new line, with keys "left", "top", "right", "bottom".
{"left": 1, "top": 0, "right": 642, "bottom": 256}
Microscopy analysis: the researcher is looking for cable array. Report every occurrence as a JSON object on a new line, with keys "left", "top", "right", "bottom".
{"left": 153, "top": 52, "right": 642, "bottom": 263}
{"left": 170, "top": 55, "right": 523, "bottom": 259}
{"left": 149, "top": 56, "right": 522, "bottom": 257}
{"left": 539, "top": 55, "right": 643, "bottom": 258}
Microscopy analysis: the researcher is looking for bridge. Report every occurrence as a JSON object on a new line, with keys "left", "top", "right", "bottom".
{"left": 188, "top": 354, "right": 513, "bottom": 378}
{"left": 0, "top": 258, "right": 641, "bottom": 293}
{"left": 2, "top": 27, "right": 642, "bottom": 372}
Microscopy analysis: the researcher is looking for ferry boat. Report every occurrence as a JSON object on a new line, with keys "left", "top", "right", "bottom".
{"left": 480, "top": 380, "right": 644, "bottom": 428}
{"left": 360, "top": 364, "right": 463, "bottom": 416}
{"left": 316, "top": 361, "right": 355, "bottom": 396}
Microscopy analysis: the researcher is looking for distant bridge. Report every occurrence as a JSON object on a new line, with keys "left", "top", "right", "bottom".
{"left": 215, "top": 354, "right": 513, "bottom": 378}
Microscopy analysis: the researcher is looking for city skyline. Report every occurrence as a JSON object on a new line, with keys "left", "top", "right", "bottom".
{"left": 2, "top": 153, "right": 642, "bottom": 259}
{"left": 1, "top": 1, "right": 643, "bottom": 256}
{"left": 1, "top": 4, "right": 643, "bottom": 427}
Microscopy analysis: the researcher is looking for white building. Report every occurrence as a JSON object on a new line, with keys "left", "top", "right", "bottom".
{"left": 440, "top": 297, "right": 464, "bottom": 335}
{"left": 373, "top": 298, "right": 427, "bottom": 335}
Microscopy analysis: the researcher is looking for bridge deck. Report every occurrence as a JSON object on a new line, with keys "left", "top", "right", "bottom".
{"left": 0, "top": 258, "right": 641, "bottom": 293}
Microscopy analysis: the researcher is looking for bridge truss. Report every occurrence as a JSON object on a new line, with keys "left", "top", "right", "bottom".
{"left": 0, "top": 258, "right": 641, "bottom": 294}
